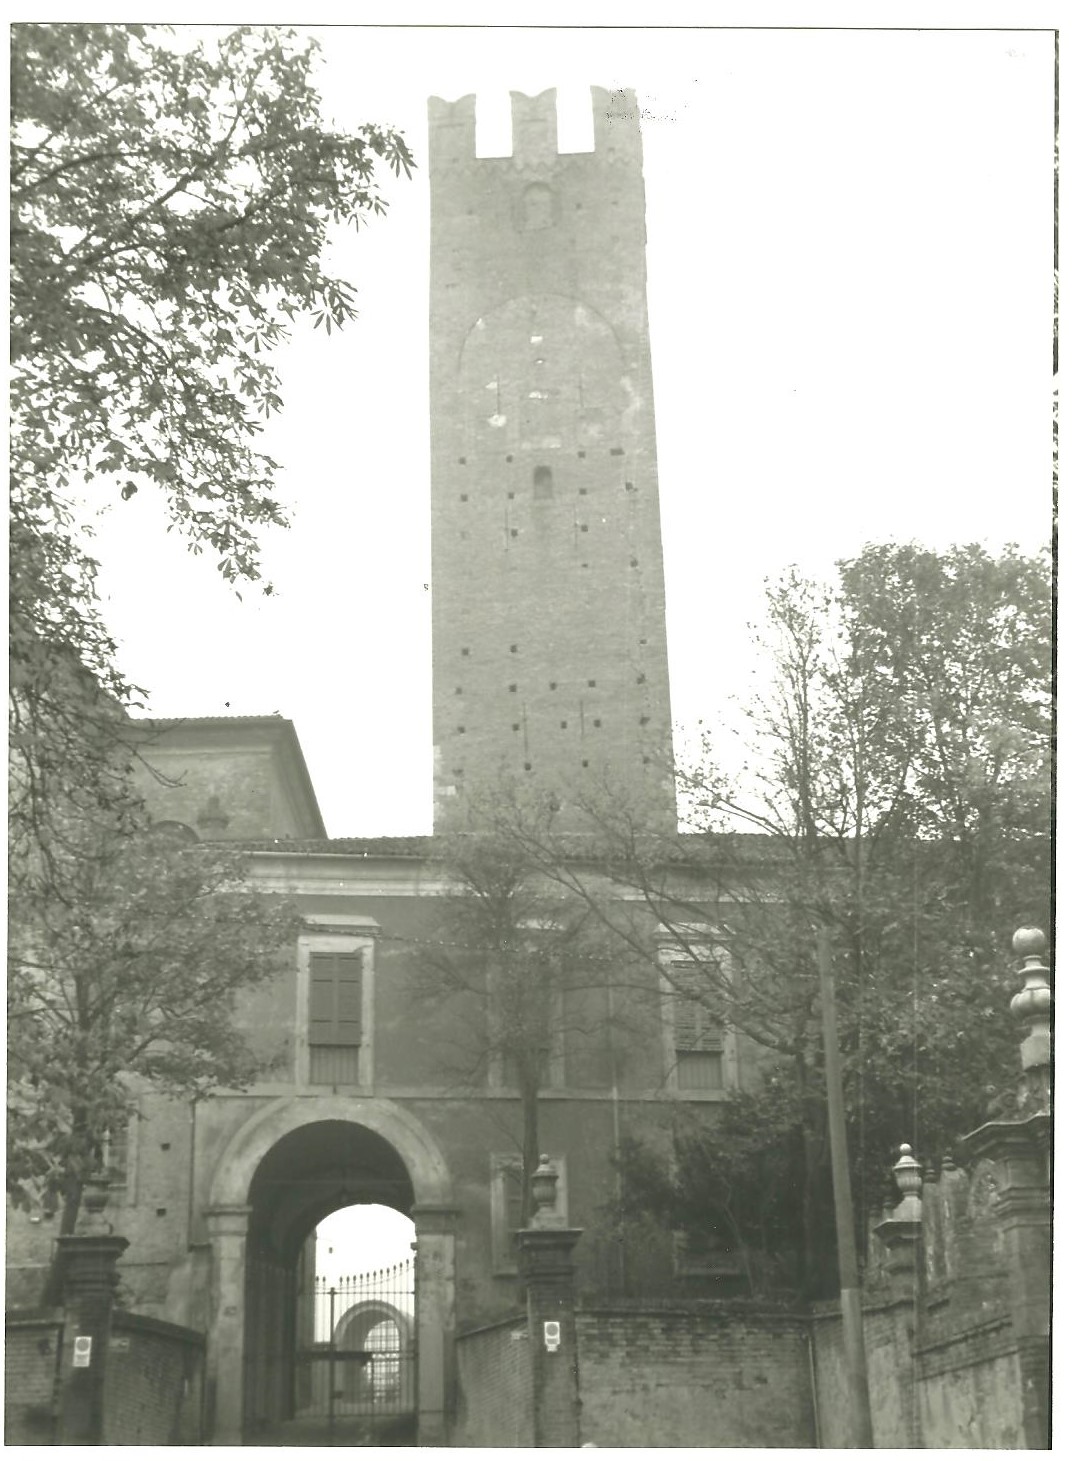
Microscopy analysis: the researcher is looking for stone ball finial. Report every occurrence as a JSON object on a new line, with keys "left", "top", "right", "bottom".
{"left": 78, "top": 1170, "right": 112, "bottom": 1236}
{"left": 1010, "top": 927, "right": 1051, "bottom": 1027}
{"left": 1012, "top": 926, "right": 1047, "bottom": 960}
{"left": 1010, "top": 925, "right": 1051, "bottom": 1098}
{"left": 531, "top": 1155, "right": 559, "bottom": 1216}
{"left": 893, "top": 1143, "right": 923, "bottom": 1203}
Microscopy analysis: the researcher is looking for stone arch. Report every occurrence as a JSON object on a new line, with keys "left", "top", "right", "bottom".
{"left": 205, "top": 1097, "right": 454, "bottom": 1444}
{"left": 334, "top": 1298, "right": 414, "bottom": 1349}
{"left": 208, "top": 1095, "right": 453, "bottom": 1211}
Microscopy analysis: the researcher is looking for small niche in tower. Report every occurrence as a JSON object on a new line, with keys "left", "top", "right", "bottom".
{"left": 593, "top": 718, "right": 602, "bottom": 728}
{"left": 636, "top": 673, "right": 647, "bottom": 685}
{"left": 533, "top": 465, "right": 554, "bottom": 500}
{"left": 510, "top": 644, "right": 518, "bottom": 653}
{"left": 458, "top": 456, "right": 467, "bottom": 465}
{"left": 524, "top": 761, "right": 533, "bottom": 772}
{"left": 610, "top": 446, "right": 625, "bottom": 456}
{"left": 510, "top": 528, "right": 519, "bottom": 538}
{"left": 512, "top": 723, "right": 521, "bottom": 732}
{"left": 625, "top": 481, "right": 635, "bottom": 491}
{"left": 509, "top": 683, "right": 518, "bottom": 693}
{"left": 549, "top": 680, "right": 558, "bottom": 690}
{"left": 460, "top": 493, "right": 469, "bottom": 502}
{"left": 578, "top": 487, "right": 588, "bottom": 496}
{"left": 587, "top": 679, "right": 597, "bottom": 688}
{"left": 560, "top": 720, "right": 568, "bottom": 729}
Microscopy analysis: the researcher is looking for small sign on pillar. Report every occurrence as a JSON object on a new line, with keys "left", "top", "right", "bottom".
{"left": 72, "top": 1336, "right": 93, "bottom": 1369}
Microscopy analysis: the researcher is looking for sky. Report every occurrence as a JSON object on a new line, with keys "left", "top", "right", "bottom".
{"left": 86, "top": 23, "right": 1057, "bottom": 837}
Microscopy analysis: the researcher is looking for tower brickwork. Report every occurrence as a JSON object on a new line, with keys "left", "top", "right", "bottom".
{"left": 429, "top": 87, "right": 675, "bottom": 828}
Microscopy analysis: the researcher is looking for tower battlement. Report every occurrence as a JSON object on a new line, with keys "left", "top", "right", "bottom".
{"left": 428, "top": 87, "right": 643, "bottom": 171}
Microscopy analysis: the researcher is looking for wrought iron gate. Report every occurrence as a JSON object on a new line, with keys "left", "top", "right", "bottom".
{"left": 295, "top": 1257, "right": 416, "bottom": 1444}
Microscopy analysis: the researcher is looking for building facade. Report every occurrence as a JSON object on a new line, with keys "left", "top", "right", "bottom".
{"left": 6, "top": 91, "right": 738, "bottom": 1444}
{"left": 6, "top": 715, "right": 755, "bottom": 1443}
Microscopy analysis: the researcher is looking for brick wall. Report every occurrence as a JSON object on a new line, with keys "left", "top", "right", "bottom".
{"left": 428, "top": 87, "right": 675, "bottom": 827}
{"left": 4, "top": 1312, "right": 62, "bottom": 1444}
{"left": 575, "top": 1302, "right": 815, "bottom": 1447}
{"left": 102, "top": 1310, "right": 204, "bottom": 1445}
{"left": 452, "top": 1314, "right": 534, "bottom": 1447}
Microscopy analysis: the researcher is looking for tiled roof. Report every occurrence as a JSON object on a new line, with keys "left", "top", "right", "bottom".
{"left": 232, "top": 832, "right": 781, "bottom": 864}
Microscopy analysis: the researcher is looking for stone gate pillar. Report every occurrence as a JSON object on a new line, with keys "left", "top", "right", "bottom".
{"left": 205, "top": 1204, "right": 251, "bottom": 1445}
{"left": 55, "top": 1179, "right": 129, "bottom": 1446}
{"left": 960, "top": 927, "right": 1052, "bottom": 1449}
{"left": 516, "top": 1156, "right": 583, "bottom": 1448}
{"left": 411, "top": 1202, "right": 458, "bottom": 1445}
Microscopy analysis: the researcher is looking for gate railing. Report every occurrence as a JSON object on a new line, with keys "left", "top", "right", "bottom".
{"left": 295, "top": 1257, "right": 416, "bottom": 1434}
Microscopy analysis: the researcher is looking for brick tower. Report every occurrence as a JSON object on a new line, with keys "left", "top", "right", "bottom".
{"left": 429, "top": 87, "right": 675, "bottom": 829}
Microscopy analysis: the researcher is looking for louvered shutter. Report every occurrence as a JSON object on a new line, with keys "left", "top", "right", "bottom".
{"left": 309, "top": 952, "right": 362, "bottom": 1046}
{"left": 671, "top": 967, "right": 724, "bottom": 1090}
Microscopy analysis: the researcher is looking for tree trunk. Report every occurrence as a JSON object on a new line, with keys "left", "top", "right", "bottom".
{"left": 40, "top": 1174, "right": 84, "bottom": 1306}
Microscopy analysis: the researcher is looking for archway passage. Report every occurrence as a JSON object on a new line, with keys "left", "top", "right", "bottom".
{"left": 298, "top": 1205, "right": 417, "bottom": 1441}
{"left": 241, "top": 1121, "right": 417, "bottom": 1445}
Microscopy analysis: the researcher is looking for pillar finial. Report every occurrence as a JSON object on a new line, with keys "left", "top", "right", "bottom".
{"left": 891, "top": 1142, "right": 923, "bottom": 1217}
{"left": 530, "top": 1155, "right": 560, "bottom": 1227}
{"left": 1010, "top": 926, "right": 1051, "bottom": 1109}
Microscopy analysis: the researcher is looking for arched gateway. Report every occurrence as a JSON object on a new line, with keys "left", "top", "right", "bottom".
{"left": 203, "top": 1096, "right": 456, "bottom": 1445}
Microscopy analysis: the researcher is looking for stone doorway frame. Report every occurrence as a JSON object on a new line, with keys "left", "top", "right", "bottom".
{"left": 204, "top": 1095, "right": 456, "bottom": 1444}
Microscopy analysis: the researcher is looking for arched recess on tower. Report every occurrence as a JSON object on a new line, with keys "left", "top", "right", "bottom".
{"left": 203, "top": 1097, "right": 456, "bottom": 1446}
{"left": 459, "top": 293, "right": 630, "bottom": 457}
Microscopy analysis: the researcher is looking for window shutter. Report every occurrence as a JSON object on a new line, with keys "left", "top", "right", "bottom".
{"left": 671, "top": 969, "right": 724, "bottom": 1053}
{"left": 309, "top": 952, "right": 363, "bottom": 1047}
{"left": 674, "top": 993, "right": 701, "bottom": 1049}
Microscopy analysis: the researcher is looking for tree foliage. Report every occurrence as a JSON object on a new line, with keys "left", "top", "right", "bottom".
{"left": 10, "top": 23, "right": 413, "bottom": 870}
{"left": 8, "top": 32, "right": 406, "bottom": 1254}
{"left": 416, "top": 794, "right": 653, "bottom": 1226}
{"left": 472, "top": 542, "right": 1051, "bottom": 1296}
{"left": 7, "top": 814, "right": 301, "bottom": 1235}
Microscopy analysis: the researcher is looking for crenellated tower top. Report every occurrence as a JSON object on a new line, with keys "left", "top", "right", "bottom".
{"left": 428, "top": 87, "right": 643, "bottom": 173}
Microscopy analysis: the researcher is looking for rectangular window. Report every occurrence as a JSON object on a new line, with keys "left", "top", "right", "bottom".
{"left": 672, "top": 984, "right": 724, "bottom": 1091}
{"left": 104, "top": 1117, "right": 129, "bottom": 1184}
{"left": 660, "top": 951, "right": 730, "bottom": 1095}
{"left": 308, "top": 949, "right": 363, "bottom": 1086}
{"left": 102, "top": 1107, "right": 136, "bottom": 1204}
{"left": 490, "top": 1153, "right": 568, "bottom": 1275}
